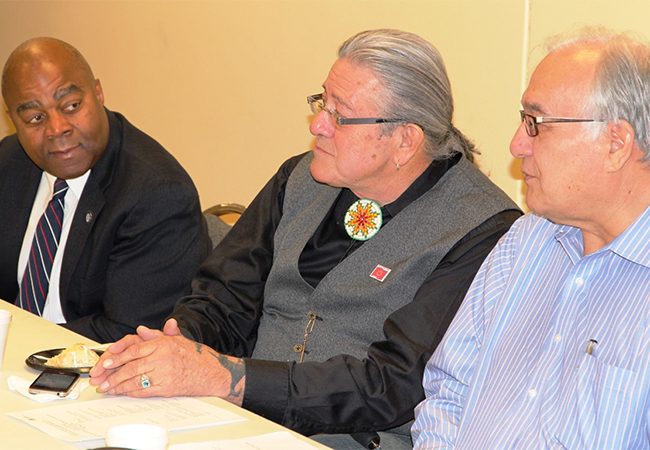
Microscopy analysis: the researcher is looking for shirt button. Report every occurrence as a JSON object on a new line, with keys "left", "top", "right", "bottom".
{"left": 528, "top": 389, "right": 537, "bottom": 398}
{"left": 575, "top": 277, "right": 584, "bottom": 286}
{"left": 554, "top": 334, "right": 562, "bottom": 342}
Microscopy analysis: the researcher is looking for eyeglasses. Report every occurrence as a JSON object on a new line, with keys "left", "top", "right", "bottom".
{"left": 307, "top": 93, "right": 405, "bottom": 128}
{"left": 519, "top": 110, "right": 603, "bottom": 137}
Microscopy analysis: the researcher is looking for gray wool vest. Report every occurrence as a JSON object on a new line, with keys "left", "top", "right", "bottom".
{"left": 251, "top": 152, "right": 516, "bottom": 363}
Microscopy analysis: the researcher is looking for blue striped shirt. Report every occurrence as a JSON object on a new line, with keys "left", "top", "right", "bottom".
{"left": 412, "top": 209, "right": 650, "bottom": 449}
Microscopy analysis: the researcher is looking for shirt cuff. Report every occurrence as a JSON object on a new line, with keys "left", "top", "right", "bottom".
{"left": 242, "top": 358, "right": 290, "bottom": 424}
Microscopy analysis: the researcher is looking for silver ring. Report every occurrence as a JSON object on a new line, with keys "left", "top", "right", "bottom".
{"left": 140, "top": 373, "right": 151, "bottom": 389}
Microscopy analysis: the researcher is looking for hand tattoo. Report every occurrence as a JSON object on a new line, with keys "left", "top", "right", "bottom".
{"left": 215, "top": 353, "right": 245, "bottom": 398}
{"left": 194, "top": 342, "right": 245, "bottom": 403}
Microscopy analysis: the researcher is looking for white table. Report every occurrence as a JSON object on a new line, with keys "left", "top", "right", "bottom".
{"left": 0, "top": 302, "right": 328, "bottom": 449}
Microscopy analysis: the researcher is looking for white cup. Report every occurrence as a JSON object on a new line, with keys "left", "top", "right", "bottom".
{"left": 105, "top": 424, "right": 169, "bottom": 450}
{"left": 0, "top": 310, "right": 12, "bottom": 369}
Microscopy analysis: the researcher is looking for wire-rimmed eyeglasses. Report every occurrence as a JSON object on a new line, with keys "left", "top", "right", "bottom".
{"left": 519, "top": 110, "right": 603, "bottom": 137}
{"left": 308, "top": 93, "right": 405, "bottom": 128}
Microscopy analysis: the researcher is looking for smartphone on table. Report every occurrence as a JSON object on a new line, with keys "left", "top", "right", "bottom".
{"left": 29, "top": 369, "right": 81, "bottom": 397}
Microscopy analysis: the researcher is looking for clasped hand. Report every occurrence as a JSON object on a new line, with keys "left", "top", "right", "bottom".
{"left": 89, "top": 319, "right": 245, "bottom": 405}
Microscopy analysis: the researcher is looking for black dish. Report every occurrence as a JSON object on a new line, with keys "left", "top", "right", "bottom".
{"left": 25, "top": 348, "right": 104, "bottom": 374}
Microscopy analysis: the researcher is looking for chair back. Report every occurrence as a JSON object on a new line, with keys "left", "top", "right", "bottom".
{"left": 203, "top": 203, "right": 246, "bottom": 248}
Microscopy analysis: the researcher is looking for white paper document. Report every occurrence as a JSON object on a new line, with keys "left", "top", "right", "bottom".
{"left": 169, "top": 431, "right": 323, "bottom": 449}
{"left": 7, "top": 396, "right": 246, "bottom": 442}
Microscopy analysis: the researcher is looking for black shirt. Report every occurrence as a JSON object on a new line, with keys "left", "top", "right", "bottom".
{"left": 172, "top": 152, "right": 522, "bottom": 435}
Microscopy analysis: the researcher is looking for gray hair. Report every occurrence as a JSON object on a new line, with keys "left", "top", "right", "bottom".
{"left": 546, "top": 26, "right": 650, "bottom": 159}
{"left": 338, "top": 29, "right": 478, "bottom": 162}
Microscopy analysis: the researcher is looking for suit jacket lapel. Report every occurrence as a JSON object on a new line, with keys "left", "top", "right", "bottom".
{"left": 58, "top": 175, "right": 106, "bottom": 303}
{"left": 59, "top": 109, "right": 119, "bottom": 305}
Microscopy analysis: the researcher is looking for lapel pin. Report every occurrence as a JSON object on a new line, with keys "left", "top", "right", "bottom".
{"left": 86, "top": 211, "right": 93, "bottom": 223}
{"left": 370, "top": 264, "right": 391, "bottom": 282}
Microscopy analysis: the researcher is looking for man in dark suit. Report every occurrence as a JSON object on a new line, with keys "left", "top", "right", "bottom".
{"left": 0, "top": 37, "right": 210, "bottom": 343}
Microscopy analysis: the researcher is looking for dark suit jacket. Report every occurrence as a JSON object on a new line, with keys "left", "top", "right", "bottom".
{"left": 0, "top": 109, "right": 211, "bottom": 343}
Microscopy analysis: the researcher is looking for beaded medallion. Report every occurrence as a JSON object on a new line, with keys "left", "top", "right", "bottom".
{"left": 344, "top": 198, "right": 383, "bottom": 241}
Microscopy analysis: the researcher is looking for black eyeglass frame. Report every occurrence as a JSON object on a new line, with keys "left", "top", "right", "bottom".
{"left": 519, "top": 110, "right": 603, "bottom": 137}
{"left": 308, "top": 93, "right": 405, "bottom": 126}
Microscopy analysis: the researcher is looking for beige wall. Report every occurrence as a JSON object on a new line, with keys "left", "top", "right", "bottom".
{"left": 1, "top": 0, "right": 650, "bottom": 211}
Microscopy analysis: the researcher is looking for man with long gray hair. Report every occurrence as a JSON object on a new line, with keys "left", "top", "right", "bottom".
{"left": 413, "top": 26, "right": 650, "bottom": 449}
{"left": 91, "top": 29, "right": 520, "bottom": 449}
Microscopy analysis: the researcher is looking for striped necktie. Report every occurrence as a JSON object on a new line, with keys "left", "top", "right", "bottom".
{"left": 17, "top": 178, "right": 69, "bottom": 316}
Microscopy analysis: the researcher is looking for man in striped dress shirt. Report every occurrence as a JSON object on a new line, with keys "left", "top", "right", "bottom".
{"left": 412, "top": 27, "right": 650, "bottom": 449}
